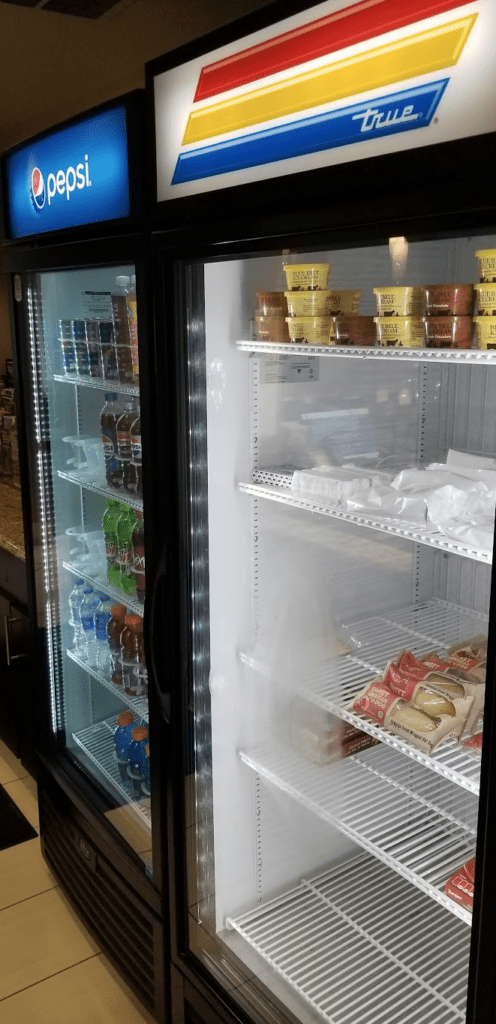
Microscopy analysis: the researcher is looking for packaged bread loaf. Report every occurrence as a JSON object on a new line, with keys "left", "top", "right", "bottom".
{"left": 289, "top": 702, "right": 379, "bottom": 766}
{"left": 420, "top": 651, "right": 485, "bottom": 736}
{"left": 352, "top": 674, "right": 466, "bottom": 754}
{"left": 444, "top": 635, "right": 487, "bottom": 682}
{"left": 389, "top": 650, "right": 477, "bottom": 737}
{"left": 445, "top": 857, "right": 475, "bottom": 912}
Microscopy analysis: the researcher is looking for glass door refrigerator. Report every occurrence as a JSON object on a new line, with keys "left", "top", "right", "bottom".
{"left": 1, "top": 93, "right": 167, "bottom": 1021}
{"left": 147, "top": 2, "right": 496, "bottom": 1024}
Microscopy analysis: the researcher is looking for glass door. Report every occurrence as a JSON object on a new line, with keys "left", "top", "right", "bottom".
{"left": 26, "top": 263, "right": 151, "bottom": 875}
{"left": 175, "top": 231, "right": 496, "bottom": 1023}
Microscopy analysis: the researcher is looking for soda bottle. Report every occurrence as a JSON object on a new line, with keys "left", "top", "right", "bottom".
{"left": 100, "top": 321, "right": 118, "bottom": 381}
{"left": 113, "top": 710, "right": 135, "bottom": 783}
{"left": 68, "top": 578, "right": 86, "bottom": 655}
{"left": 108, "top": 604, "right": 127, "bottom": 687}
{"left": 100, "top": 393, "right": 123, "bottom": 490}
{"left": 94, "top": 593, "right": 113, "bottom": 673}
{"left": 86, "top": 321, "right": 103, "bottom": 379}
{"left": 141, "top": 743, "right": 150, "bottom": 796}
{"left": 127, "top": 274, "right": 139, "bottom": 386}
{"left": 132, "top": 510, "right": 145, "bottom": 605}
{"left": 102, "top": 498, "right": 121, "bottom": 575}
{"left": 130, "top": 411, "right": 142, "bottom": 498}
{"left": 116, "top": 399, "right": 139, "bottom": 489}
{"left": 116, "top": 507, "right": 138, "bottom": 595}
{"left": 79, "top": 587, "right": 99, "bottom": 664}
{"left": 127, "top": 724, "right": 149, "bottom": 798}
{"left": 111, "top": 275, "right": 134, "bottom": 386}
{"left": 73, "top": 320, "right": 90, "bottom": 377}
{"left": 121, "top": 614, "right": 144, "bottom": 695}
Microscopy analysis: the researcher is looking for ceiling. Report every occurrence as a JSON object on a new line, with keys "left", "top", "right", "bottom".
{"left": 0, "top": 0, "right": 273, "bottom": 152}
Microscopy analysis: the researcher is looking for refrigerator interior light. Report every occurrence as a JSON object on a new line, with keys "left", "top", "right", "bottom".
{"left": 389, "top": 235, "right": 409, "bottom": 280}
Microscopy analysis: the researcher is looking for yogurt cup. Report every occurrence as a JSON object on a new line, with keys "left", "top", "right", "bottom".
{"left": 326, "top": 289, "right": 362, "bottom": 315}
{"left": 474, "top": 284, "right": 496, "bottom": 316}
{"left": 373, "top": 286, "right": 423, "bottom": 317}
{"left": 474, "top": 316, "right": 496, "bottom": 349}
{"left": 475, "top": 249, "right": 496, "bottom": 283}
{"left": 331, "top": 315, "right": 376, "bottom": 346}
{"left": 375, "top": 316, "right": 424, "bottom": 348}
{"left": 423, "top": 315, "right": 473, "bottom": 349}
{"left": 283, "top": 263, "right": 330, "bottom": 291}
{"left": 285, "top": 316, "right": 332, "bottom": 345}
{"left": 255, "top": 315, "right": 290, "bottom": 342}
{"left": 256, "top": 292, "right": 288, "bottom": 316}
{"left": 423, "top": 283, "right": 474, "bottom": 317}
{"left": 285, "top": 290, "right": 330, "bottom": 316}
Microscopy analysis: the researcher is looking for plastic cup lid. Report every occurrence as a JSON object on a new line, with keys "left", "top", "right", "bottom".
{"left": 117, "top": 711, "right": 134, "bottom": 727}
{"left": 132, "top": 725, "right": 148, "bottom": 741}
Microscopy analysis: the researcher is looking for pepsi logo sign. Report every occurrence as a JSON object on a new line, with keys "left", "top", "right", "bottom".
{"left": 30, "top": 167, "right": 45, "bottom": 211}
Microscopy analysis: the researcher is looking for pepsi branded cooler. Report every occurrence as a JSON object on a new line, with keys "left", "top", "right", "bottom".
{"left": 146, "top": 2, "right": 496, "bottom": 1024}
{"left": 0, "top": 91, "right": 169, "bottom": 1021}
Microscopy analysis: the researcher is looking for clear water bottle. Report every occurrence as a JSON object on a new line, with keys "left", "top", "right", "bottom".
{"left": 68, "top": 578, "right": 86, "bottom": 655}
{"left": 79, "top": 587, "right": 99, "bottom": 664}
{"left": 94, "top": 593, "right": 113, "bottom": 674}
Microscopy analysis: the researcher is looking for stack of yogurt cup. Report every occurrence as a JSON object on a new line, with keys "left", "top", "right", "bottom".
{"left": 373, "top": 287, "right": 424, "bottom": 347}
{"left": 283, "top": 263, "right": 332, "bottom": 345}
{"left": 473, "top": 249, "right": 496, "bottom": 350}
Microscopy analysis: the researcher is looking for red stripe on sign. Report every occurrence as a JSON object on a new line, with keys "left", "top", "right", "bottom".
{"left": 194, "top": 0, "right": 474, "bottom": 101}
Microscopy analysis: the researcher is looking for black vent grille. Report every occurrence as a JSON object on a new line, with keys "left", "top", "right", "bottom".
{"left": 40, "top": 790, "right": 159, "bottom": 1015}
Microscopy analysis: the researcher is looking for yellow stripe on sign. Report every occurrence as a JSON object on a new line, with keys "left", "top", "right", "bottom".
{"left": 182, "top": 15, "right": 476, "bottom": 145}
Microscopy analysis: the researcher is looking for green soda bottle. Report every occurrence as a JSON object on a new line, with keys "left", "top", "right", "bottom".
{"left": 116, "top": 507, "right": 138, "bottom": 596}
{"left": 103, "top": 498, "right": 121, "bottom": 579}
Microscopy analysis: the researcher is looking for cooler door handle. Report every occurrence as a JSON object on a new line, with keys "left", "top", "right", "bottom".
{"left": 4, "top": 615, "right": 28, "bottom": 666}
{"left": 148, "top": 542, "right": 170, "bottom": 724}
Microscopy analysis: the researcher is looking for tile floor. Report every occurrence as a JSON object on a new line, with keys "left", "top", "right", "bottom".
{"left": 0, "top": 738, "right": 157, "bottom": 1024}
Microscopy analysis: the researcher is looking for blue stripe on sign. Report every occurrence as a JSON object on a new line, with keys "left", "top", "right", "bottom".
{"left": 172, "top": 79, "right": 448, "bottom": 184}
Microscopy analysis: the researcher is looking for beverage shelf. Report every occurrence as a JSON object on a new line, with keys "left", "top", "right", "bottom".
{"left": 236, "top": 340, "right": 496, "bottom": 365}
{"left": 241, "top": 599, "right": 484, "bottom": 794}
{"left": 58, "top": 469, "right": 143, "bottom": 510}
{"left": 240, "top": 741, "right": 475, "bottom": 927}
{"left": 66, "top": 648, "right": 148, "bottom": 720}
{"left": 72, "top": 716, "right": 151, "bottom": 829}
{"left": 227, "top": 853, "right": 469, "bottom": 1024}
{"left": 239, "top": 480, "right": 492, "bottom": 564}
{"left": 53, "top": 373, "right": 139, "bottom": 396}
{"left": 63, "top": 559, "right": 143, "bottom": 616}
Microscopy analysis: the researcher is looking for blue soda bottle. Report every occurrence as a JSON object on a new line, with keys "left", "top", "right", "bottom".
{"left": 113, "top": 711, "right": 135, "bottom": 783}
{"left": 94, "top": 593, "right": 112, "bottom": 673}
{"left": 127, "top": 725, "right": 149, "bottom": 798}
{"left": 141, "top": 743, "right": 150, "bottom": 796}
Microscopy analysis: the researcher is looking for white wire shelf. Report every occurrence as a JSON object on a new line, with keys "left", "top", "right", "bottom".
{"left": 236, "top": 339, "right": 496, "bottom": 365}
{"left": 227, "top": 853, "right": 469, "bottom": 1024}
{"left": 53, "top": 373, "right": 139, "bottom": 396}
{"left": 240, "top": 741, "right": 476, "bottom": 926}
{"left": 72, "top": 715, "right": 151, "bottom": 829}
{"left": 66, "top": 648, "right": 148, "bottom": 719}
{"left": 241, "top": 599, "right": 484, "bottom": 794}
{"left": 58, "top": 469, "right": 143, "bottom": 510}
{"left": 63, "top": 559, "right": 143, "bottom": 616}
{"left": 239, "top": 480, "right": 492, "bottom": 564}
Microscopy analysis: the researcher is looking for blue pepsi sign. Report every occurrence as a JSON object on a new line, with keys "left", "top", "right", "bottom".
{"left": 5, "top": 105, "right": 130, "bottom": 238}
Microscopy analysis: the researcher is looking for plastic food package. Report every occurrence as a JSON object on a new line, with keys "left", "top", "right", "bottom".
{"left": 291, "top": 465, "right": 385, "bottom": 505}
{"left": 289, "top": 703, "right": 379, "bottom": 767}
{"left": 445, "top": 857, "right": 475, "bottom": 912}
{"left": 390, "top": 650, "right": 481, "bottom": 736}
{"left": 352, "top": 674, "right": 467, "bottom": 754}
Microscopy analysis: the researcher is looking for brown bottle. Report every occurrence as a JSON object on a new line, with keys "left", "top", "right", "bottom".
{"left": 108, "top": 604, "right": 127, "bottom": 686}
{"left": 121, "top": 614, "right": 144, "bottom": 695}
{"left": 130, "top": 412, "right": 142, "bottom": 498}
{"left": 116, "top": 398, "right": 139, "bottom": 490}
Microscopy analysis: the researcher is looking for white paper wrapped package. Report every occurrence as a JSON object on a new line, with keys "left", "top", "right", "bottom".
{"left": 290, "top": 465, "right": 385, "bottom": 505}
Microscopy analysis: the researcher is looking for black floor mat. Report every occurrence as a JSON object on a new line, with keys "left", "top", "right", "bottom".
{"left": 0, "top": 782, "right": 37, "bottom": 851}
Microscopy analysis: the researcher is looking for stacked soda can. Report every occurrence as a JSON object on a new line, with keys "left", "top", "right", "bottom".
{"left": 422, "top": 284, "right": 474, "bottom": 349}
{"left": 59, "top": 318, "right": 118, "bottom": 380}
{"left": 284, "top": 263, "right": 332, "bottom": 345}
{"left": 474, "top": 249, "right": 496, "bottom": 350}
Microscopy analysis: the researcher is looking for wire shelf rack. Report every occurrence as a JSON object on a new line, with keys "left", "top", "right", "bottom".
{"left": 239, "top": 481, "right": 492, "bottom": 564}
{"left": 227, "top": 853, "right": 469, "bottom": 1024}
{"left": 66, "top": 648, "right": 148, "bottom": 719}
{"left": 241, "top": 599, "right": 484, "bottom": 794}
{"left": 53, "top": 373, "right": 139, "bottom": 397}
{"left": 240, "top": 742, "right": 475, "bottom": 926}
{"left": 57, "top": 469, "right": 143, "bottom": 510}
{"left": 236, "top": 340, "right": 496, "bottom": 365}
{"left": 72, "top": 715, "right": 151, "bottom": 829}
{"left": 63, "top": 560, "right": 143, "bottom": 616}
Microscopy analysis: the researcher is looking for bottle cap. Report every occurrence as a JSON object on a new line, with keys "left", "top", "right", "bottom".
{"left": 74, "top": 578, "right": 84, "bottom": 585}
{"left": 131, "top": 725, "right": 148, "bottom": 742}
{"left": 111, "top": 604, "right": 127, "bottom": 619}
{"left": 98, "top": 593, "right": 109, "bottom": 601}
{"left": 117, "top": 711, "right": 134, "bottom": 727}
{"left": 124, "top": 614, "right": 144, "bottom": 630}
{"left": 116, "top": 275, "right": 130, "bottom": 287}
{"left": 104, "top": 392, "right": 118, "bottom": 401}
{"left": 83, "top": 588, "right": 93, "bottom": 594}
